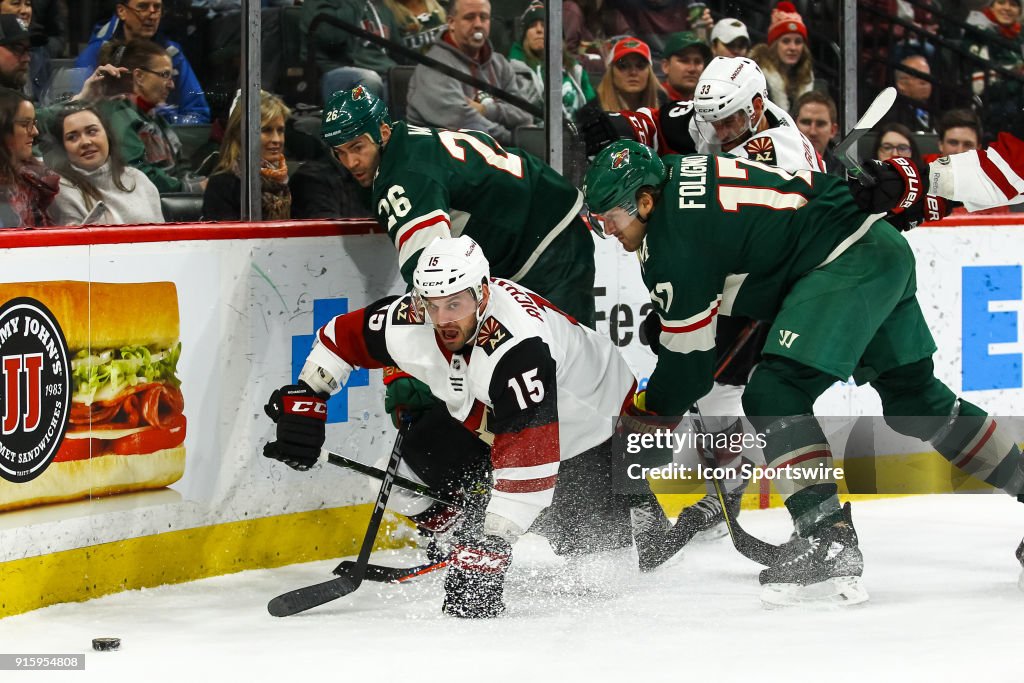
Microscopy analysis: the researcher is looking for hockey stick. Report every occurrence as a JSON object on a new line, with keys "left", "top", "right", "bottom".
{"left": 334, "top": 559, "right": 447, "bottom": 583}
{"left": 832, "top": 87, "right": 897, "bottom": 185}
{"left": 325, "top": 452, "right": 461, "bottom": 509}
{"left": 267, "top": 421, "right": 410, "bottom": 617}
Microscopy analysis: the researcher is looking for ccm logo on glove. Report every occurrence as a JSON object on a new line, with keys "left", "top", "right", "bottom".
{"left": 282, "top": 397, "right": 328, "bottom": 418}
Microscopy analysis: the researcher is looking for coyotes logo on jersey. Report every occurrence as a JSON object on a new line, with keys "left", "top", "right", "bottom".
{"left": 744, "top": 136, "right": 777, "bottom": 165}
{"left": 476, "top": 317, "right": 512, "bottom": 356}
{"left": 391, "top": 297, "right": 424, "bottom": 325}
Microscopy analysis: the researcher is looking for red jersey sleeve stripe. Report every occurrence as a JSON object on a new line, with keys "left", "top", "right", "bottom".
{"left": 491, "top": 422, "right": 560, "bottom": 470}
{"left": 978, "top": 149, "right": 1019, "bottom": 201}
{"left": 661, "top": 305, "right": 719, "bottom": 333}
{"left": 318, "top": 308, "right": 382, "bottom": 369}
{"left": 396, "top": 213, "right": 451, "bottom": 249}
{"left": 494, "top": 474, "right": 558, "bottom": 494}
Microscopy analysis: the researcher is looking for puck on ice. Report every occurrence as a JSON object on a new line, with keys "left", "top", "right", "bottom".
{"left": 92, "top": 637, "right": 120, "bottom": 651}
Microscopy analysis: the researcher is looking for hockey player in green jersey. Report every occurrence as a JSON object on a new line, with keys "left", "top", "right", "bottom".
{"left": 321, "top": 85, "right": 596, "bottom": 327}
{"left": 584, "top": 140, "right": 1024, "bottom": 605}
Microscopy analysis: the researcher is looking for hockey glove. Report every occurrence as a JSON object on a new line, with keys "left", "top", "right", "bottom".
{"left": 263, "top": 381, "right": 328, "bottom": 471}
{"left": 848, "top": 157, "right": 928, "bottom": 215}
{"left": 641, "top": 309, "right": 662, "bottom": 354}
{"left": 383, "top": 367, "right": 441, "bottom": 429}
{"left": 576, "top": 100, "right": 637, "bottom": 157}
{"left": 442, "top": 534, "right": 512, "bottom": 618}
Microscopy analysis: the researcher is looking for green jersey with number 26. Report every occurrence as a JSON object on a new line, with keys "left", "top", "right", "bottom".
{"left": 373, "top": 122, "right": 586, "bottom": 284}
{"left": 641, "top": 153, "right": 878, "bottom": 415}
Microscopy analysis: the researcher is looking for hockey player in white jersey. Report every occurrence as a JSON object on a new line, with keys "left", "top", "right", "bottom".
{"left": 263, "top": 236, "right": 704, "bottom": 617}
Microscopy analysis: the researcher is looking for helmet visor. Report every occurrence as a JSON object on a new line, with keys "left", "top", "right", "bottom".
{"left": 414, "top": 289, "right": 480, "bottom": 327}
{"left": 589, "top": 205, "right": 637, "bottom": 236}
{"left": 695, "top": 109, "right": 753, "bottom": 147}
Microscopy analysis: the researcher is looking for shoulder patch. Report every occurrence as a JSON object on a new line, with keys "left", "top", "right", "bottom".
{"left": 476, "top": 317, "right": 513, "bottom": 356}
{"left": 744, "top": 136, "right": 777, "bottom": 165}
{"left": 391, "top": 297, "right": 425, "bottom": 325}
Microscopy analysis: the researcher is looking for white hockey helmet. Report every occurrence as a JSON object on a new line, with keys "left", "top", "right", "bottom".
{"left": 693, "top": 56, "right": 767, "bottom": 124}
{"left": 413, "top": 235, "right": 490, "bottom": 303}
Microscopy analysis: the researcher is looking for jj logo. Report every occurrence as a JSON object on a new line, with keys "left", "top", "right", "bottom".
{"left": 0, "top": 297, "right": 71, "bottom": 483}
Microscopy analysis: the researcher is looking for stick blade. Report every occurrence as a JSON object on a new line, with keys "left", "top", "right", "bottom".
{"left": 855, "top": 87, "right": 897, "bottom": 131}
{"left": 267, "top": 575, "right": 360, "bottom": 617}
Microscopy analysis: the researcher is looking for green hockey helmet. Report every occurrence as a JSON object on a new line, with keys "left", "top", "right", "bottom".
{"left": 321, "top": 85, "right": 392, "bottom": 146}
{"left": 583, "top": 140, "right": 667, "bottom": 217}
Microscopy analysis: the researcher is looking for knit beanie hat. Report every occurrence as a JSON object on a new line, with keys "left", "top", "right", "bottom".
{"left": 766, "top": 2, "right": 808, "bottom": 44}
{"left": 520, "top": 1, "right": 545, "bottom": 39}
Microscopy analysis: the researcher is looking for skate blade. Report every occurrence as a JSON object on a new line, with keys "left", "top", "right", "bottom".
{"left": 760, "top": 576, "right": 869, "bottom": 608}
{"left": 692, "top": 522, "right": 729, "bottom": 543}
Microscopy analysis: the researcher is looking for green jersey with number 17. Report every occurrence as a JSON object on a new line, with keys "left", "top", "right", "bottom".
{"left": 641, "top": 153, "right": 878, "bottom": 415}
{"left": 373, "top": 122, "right": 586, "bottom": 283}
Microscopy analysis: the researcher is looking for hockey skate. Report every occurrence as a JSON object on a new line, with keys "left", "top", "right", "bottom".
{"left": 635, "top": 492, "right": 736, "bottom": 571}
{"left": 690, "top": 490, "right": 744, "bottom": 542}
{"left": 759, "top": 502, "right": 868, "bottom": 607}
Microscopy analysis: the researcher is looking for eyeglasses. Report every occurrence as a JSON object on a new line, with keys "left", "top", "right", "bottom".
{"left": 122, "top": 2, "right": 162, "bottom": 15}
{"left": 137, "top": 67, "right": 176, "bottom": 81}
{"left": 879, "top": 142, "right": 912, "bottom": 154}
{"left": 13, "top": 118, "right": 37, "bottom": 132}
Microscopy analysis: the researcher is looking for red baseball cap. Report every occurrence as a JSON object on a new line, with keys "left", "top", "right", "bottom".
{"left": 610, "top": 37, "right": 652, "bottom": 66}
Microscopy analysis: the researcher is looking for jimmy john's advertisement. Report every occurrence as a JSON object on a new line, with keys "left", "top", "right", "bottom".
{"left": 0, "top": 282, "right": 185, "bottom": 511}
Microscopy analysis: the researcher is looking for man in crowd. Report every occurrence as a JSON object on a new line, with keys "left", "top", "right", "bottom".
{"left": 407, "top": 0, "right": 531, "bottom": 145}
{"left": 301, "top": 0, "right": 399, "bottom": 103}
{"left": 76, "top": 0, "right": 211, "bottom": 123}
{"left": 264, "top": 236, "right": 706, "bottom": 617}
{"left": 934, "top": 108, "right": 981, "bottom": 158}
{"left": 794, "top": 90, "right": 843, "bottom": 176}
{"left": 659, "top": 31, "right": 710, "bottom": 101}
{"left": 709, "top": 18, "right": 750, "bottom": 58}
{"left": 584, "top": 140, "right": 1024, "bottom": 605}
{"left": 883, "top": 54, "right": 934, "bottom": 133}
{"left": 0, "top": 14, "right": 40, "bottom": 93}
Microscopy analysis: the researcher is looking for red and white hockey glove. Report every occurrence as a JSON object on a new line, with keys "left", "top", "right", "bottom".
{"left": 848, "top": 157, "right": 953, "bottom": 230}
{"left": 263, "top": 381, "right": 328, "bottom": 471}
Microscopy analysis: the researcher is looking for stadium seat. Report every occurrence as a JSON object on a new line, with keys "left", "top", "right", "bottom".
{"left": 160, "top": 193, "right": 205, "bottom": 223}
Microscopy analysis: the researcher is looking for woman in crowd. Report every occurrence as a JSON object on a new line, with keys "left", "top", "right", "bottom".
{"left": 95, "top": 39, "right": 206, "bottom": 194}
{"left": 751, "top": 2, "right": 816, "bottom": 114}
{"left": 48, "top": 104, "right": 164, "bottom": 225}
{"left": 0, "top": 87, "right": 57, "bottom": 227}
{"left": 871, "top": 122, "right": 923, "bottom": 169}
{"left": 384, "top": 0, "right": 447, "bottom": 52}
{"left": 966, "top": 0, "right": 1024, "bottom": 135}
{"left": 593, "top": 36, "right": 663, "bottom": 111}
{"left": 202, "top": 90, "right": 291, "bottom": 221}
{"left": 509, "top": 2, "right": 595, "bottom": 118}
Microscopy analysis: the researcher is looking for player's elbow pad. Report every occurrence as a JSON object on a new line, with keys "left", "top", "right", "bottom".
{"left": 300, "top": 340, "right": 354, "bottom": 396}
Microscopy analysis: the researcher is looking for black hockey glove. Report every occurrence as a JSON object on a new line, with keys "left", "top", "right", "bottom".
{"left": 576, "top": 100, "right": 636, "bottom": 157}
{"left": 848, "top": 157, "right": 928, "bottom": 214}
{"left": 442, "top": 534, "right": 512, "bottom": 618}
{"left": 641, "top": 309, "right": 661, "bottom": 354}
{"left": 263, "top": 381, "right": 328, "bottom": 471}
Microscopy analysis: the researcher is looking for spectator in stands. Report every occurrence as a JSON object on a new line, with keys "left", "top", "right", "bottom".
{"left": 795, "top": 90, "right": 843, "bottom": 177}
{"left": 606, "top": 0, "right": 711, "bottom": 57}
{"left": 0, "top": 1, "right": 50, "bottom": 103}
{"left": 884, "top": 54, "right": 935, "bottom": 132}
{"left": 385, "top": 0, "right": 447, "bottom": 52}
{"left": 406, "top": 0, "right": 531, "bottom": 144}
{"left": 966, "top": 0, "right": 1024, "bottom": 136}
{"left": 76, "top": 0, "right": 211, "bottom": 124}
{"left": 935, "top": 108, "right": 982, "bottom": 156}
{"left": 27, "top": 0, "right": 66, "bottom": 59}
{"left": 202, "top": 90, "right": 291, "bottom": 220}
{"left": 659, "top": 30, "right": 710, "bottom": 101}
{"left": 710, "top": 18, "right": 750, "bottom": 58}
{"left": 871, "top": 122, "right": 923, "bottom": 170}
{"left": 751, "top": 2, "right": 815, "bottom": 114}
{"left": 302, "top": 0, "right": 400, "bottom": 103}
{"left": 0, "top": 87, "right": 57, "bottom": 226}
{"left": 48, "top": 103, "right": 164, "bottom": 225}
{"left": 509, "top": 1, "right": 594, "bottom": 117}
{"left": 593, "top": 36, "right": 664, "bottom": 111}
{"left": 95, "top": 39, "right": 206, "bottom": 193}
{"left": 0, "top": 14, "right": 41, "bottom": 94}
{"left": 563, "top": 0, "right": 629, "bottom": 55}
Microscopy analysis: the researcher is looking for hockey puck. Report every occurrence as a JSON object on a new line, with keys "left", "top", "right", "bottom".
{"left": 92, "top": 637, "right": 120, "bottom": 651}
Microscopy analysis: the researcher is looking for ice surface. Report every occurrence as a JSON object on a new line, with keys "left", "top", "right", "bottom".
{"left": 2, "top": 495, "right": 1021, "bottom": 683}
